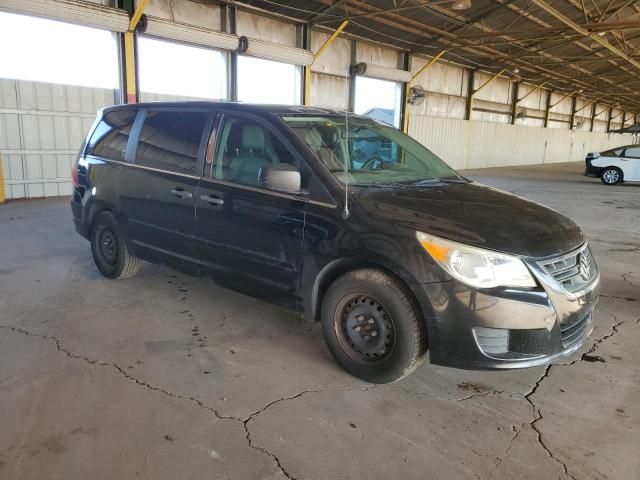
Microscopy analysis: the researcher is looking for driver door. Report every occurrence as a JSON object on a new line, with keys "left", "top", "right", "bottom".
{"left": 194, "top": 113, "right": 309, "bottom": 309}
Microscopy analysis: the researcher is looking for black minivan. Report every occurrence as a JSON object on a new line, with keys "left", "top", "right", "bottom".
{"left": 71, "top": 102, "right": 600, "bottom": 383}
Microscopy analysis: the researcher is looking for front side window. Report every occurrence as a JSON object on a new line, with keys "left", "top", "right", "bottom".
{"left": 87, "top": 109, "right": 137, "bottom": 162}
{"left": 602, "top": 148, "right": 624, "bottom": 157}
{"left": 282, "top": 115, "right": 463, "bottom": 186}
{"left": 211, "top": 116, "right": 304, "bottom": 188}
{"left": 135, "top": 111, "right": 209, "bottom": 175}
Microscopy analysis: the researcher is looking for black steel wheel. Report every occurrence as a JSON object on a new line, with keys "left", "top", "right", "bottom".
{"left": 90, "top": 211, "right": 140, "bottom": 279}
{"left": 321, "top": 268, "right": 427, "bottom": 383}
{"left": 335, "top": 294, "right": 396, "bottom": 366}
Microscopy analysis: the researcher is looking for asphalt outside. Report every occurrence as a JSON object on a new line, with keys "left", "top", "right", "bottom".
{"left": 0, "top": 161, "right": 638, "bottom": 480}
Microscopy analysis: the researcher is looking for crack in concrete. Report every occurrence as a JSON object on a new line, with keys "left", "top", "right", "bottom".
{"left": 2, "top": 312, "right": 633, "bottom": 480}
{"left": 621, "top": 271, "right": 639, "bottom": 290}
{"left": 0, "top": 325, "right": 299, "bottom": 480}
{"left": 521, "top": 364, "right": 578, "bottom": 480}
{"left": 515, "top": 312, "right": 629, "bottom": 480}
{"left": 486, "top": 424, "right": 523, "bottom": 480}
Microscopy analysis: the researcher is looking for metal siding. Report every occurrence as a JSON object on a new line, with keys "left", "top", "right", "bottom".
{"left": 409, "top": 115, "right": 635, "bottom": 170}
{"left": 236, "top": 10, "right": 296, "bottom": 47}
{"left": 310, "top": 73, "right": 348, "bottom": 110}
{"left": 356, "top": 42, "right": 399, "bottom": 69}
{"left": 0, "top": 79, "right": 114, "bottom": 199}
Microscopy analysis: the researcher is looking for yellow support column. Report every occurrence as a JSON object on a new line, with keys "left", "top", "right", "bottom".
{"left": 123, "top": 0, "right": 148, "bottom": 104}
{"left": 0, "top": 154, "right": 5, "bottom": 203}
{"left": 124, "top": 31, "right": 137, "bottom": 104}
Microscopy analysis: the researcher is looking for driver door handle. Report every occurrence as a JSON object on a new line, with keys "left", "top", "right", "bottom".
{"left": 171, "top": 188, "right": 193, "bottom": 199}
{"left": 201, "top": 194, "right": 224, "bottom": 206}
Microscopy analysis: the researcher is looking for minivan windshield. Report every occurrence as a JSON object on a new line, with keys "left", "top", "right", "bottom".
{"left": 281, "top": 115, "right": 465, "bottom": 186}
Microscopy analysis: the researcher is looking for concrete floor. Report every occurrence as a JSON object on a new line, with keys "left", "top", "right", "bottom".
{"left": 1, "top": 162, "right": 638, "bottom": 480}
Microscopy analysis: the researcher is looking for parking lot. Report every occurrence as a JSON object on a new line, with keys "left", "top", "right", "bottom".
{"left": 1, "top": 161, "right": 638, "bottom": 480}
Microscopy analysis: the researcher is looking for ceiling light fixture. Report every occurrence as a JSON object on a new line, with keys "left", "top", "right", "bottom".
{"left": 450, "top": 0, "right": 472, "bottom": 11}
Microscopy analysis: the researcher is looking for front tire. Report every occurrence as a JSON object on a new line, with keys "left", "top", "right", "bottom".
{"left": 601, "top": 167, "right": 622, "bottom": 185}
{"left": 321, "top": 268, "right": 426, "bottom": 383}
{"left": 90, "top": 211, "right": 140, "bottom": 279}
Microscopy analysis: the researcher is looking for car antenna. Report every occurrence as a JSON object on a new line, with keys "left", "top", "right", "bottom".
{"left": 342, "top": 103, "right": 351, "bottom": 220}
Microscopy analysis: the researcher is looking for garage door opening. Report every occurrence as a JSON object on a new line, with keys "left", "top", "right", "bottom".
{"left": 0, "top": 12, "right": 118, "bottom": 89}
{"left": 138, "top": 37, "right": 227, "bottom": 101}
{"left": 354, "top": 76, "right": 402, "bottom": 128}
{"left": 237, "top": 56, "right": 301, "bottom": 105}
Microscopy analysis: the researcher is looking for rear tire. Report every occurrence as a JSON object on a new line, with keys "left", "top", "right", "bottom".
{"left": 321, "top": 268, "right": 426, "bottom": 383}
{"left": 90, "top": 211, "right": 140, "bottom": 279}
{"left": 601, "top": 167, "right": 622, "bottom": 185}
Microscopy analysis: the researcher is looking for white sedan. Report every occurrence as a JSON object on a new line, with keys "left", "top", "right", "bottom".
{"left": 585, "top": 145, "right": 640, "bottom": 185}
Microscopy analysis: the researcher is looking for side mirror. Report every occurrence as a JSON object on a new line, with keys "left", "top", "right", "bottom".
{"left": 259, "top": 164, "right": 301, "bottom": 194}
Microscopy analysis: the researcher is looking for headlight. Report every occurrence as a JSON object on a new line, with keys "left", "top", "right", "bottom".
{"left": 416, "top": 231, "right": 536, "bottom": 289}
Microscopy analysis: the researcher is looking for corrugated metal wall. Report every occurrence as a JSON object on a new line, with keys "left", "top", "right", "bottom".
{"left": 409, "top": 116, "right": 634, "bottom": 171}
{"left": 0, "top": 79, "right": 114, "bottom": 199}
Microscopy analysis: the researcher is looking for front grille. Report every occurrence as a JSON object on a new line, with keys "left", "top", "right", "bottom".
{"left": 538, "top": 244, "right": 597, "bottom": 294}
{"left": 561, "top": 313, "right": 592, "bottom": 349}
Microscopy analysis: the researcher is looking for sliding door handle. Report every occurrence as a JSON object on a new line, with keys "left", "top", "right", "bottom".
{"left": 200, "top": 194, "right": 224, "bottom": 206}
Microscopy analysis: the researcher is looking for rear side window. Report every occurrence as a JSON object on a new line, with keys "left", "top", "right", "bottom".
{"left": 135, "top": 110, "right": 209, "bottom": 175}
{"left": 624, "top": 147, "right": 640, "bottom": 158}
{"left": 87, "top": 109, "right": 137, "bottom": 161}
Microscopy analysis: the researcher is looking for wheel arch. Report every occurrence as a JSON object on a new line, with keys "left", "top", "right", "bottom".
{"left": 88, "top": 201, "right": 136, "bottom": 254}
{"left": 310, "top": 257, "right": 435, "bottom": 331}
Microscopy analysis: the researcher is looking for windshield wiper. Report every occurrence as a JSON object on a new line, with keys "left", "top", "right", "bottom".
{"left": 412, "top": 177, "right": 468, "bottom": 185}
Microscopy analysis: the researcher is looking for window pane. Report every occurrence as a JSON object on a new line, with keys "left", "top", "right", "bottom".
{"left": 0, "top": 12, "right": 118, "bottom": 89}
{"left": 625, "top": 147, "right": 640, "bottom": 158}
{"left": 283, "top": 115, "right": 461, "bottom": 186}
{"left": 88, "top": 110, "right": 138, "bottom": 162}
{"left": 354, "top": 76, "right": 402, "bottom": 128}
{"left": 138, "top": 37, "right": 227, "bottom": 99}
{"left": 136, "top": 111, "right": 209, "bottom": 175}
{"left": 237, "top": 56, "right": 301, "bottom": 105}
{"left": 212, "top": 117, "right": 301, "bottom": 187}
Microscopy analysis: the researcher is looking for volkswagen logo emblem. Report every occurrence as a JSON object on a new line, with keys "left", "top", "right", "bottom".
{"left": 579, "top": 251, "right": 591, "bottom": 281}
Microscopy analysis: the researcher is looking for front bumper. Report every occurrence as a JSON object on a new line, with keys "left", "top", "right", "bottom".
{"left": 421, "top": 245, "right": 600, "bottom": 370}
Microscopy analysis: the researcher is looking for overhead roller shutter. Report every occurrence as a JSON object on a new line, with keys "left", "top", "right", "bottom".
{"left": 240, "top": 37, "right": 313, "bottom": 66}
{"left": 143, "top": 16, "right": 239, "bottom": 51}
{"left": 0, "top": 0, "right": 129, "bottom": 32}
{"left": 352, "top": 62, "right": 412, "bottom": 83}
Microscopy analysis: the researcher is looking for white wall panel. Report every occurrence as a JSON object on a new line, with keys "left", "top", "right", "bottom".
{"left": 356, "top": 42, "right": 398, "bottom": 68}
{"left": 409, "top": 91, "right": 466, "bottom": 120}
{"left": 236, "top": 10, "right": 296, "bottom": 46}
{"left": 146, "top": 0, "right": 221, "bottom": 31}
{"left": 139, "top": 92, "right": 206, "bottom": 102}
{"left": 411, "top": 57, "right": 467, "bottom": 97}
{"left": 310, "top": 29, "right": 350, "bottom": 77}
{"left": 310, "top": 73, "right": 348, "bottom": 110}
{"left": 473, "top": 72, "right": 513, "bottom": 104}
{"left": 408, "top": 115, "right": 633, "bottom": 171}
{"left": 0, "top": 79, "right": 114, "bottom": 199}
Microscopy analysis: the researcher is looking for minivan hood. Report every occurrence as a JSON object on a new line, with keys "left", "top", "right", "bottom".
{"left": 354, "top": 182, "right": 584, "bottom": 258}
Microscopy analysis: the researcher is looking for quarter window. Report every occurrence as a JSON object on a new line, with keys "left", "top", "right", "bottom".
{"left": 135, "top": 111, "right": 209, "bottom": 175}
{"left": 87, "top": 109, "right": 137, "bottom": 162}
{"left": 211, "top": 116, "right": 305, "bottom": 188}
